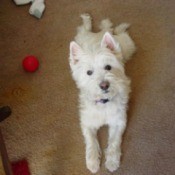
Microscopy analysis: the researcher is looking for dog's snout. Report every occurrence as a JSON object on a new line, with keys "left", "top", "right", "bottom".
{"left": 100, "top": 81, "right": 110, "bottom": 90}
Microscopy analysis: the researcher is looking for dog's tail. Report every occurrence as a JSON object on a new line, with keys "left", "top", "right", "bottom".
{"left": 114, "top": 23, "right": 130, "bottom": 34}
{"left": 99, "top": 19, "right": 113, "bottom": 32}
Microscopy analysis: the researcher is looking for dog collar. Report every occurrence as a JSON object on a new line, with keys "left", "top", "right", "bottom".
{"left": 96, "top": 99, "right": 109, "bottom": 104}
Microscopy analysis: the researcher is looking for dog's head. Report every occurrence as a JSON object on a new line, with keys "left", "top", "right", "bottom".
{"left": 69, "top": 32, "right": 130, "bottom": 104}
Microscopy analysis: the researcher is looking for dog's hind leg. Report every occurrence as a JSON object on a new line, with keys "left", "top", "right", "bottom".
{"left": 75, "top": 14, "right": 92, "bottom": 44}
{"left": 76, "top": 13, "right": 92, "bottom": 35}
{"left": 114, "top": 23, "right": 130, "bottom": 34}
{"left": 80, "top": 13, "right": 92, "bottom": 31}
{"left": 113, "top": 23, "right": 136, "bottom": 62}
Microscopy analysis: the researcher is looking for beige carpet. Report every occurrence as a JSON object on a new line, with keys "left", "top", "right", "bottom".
{"left": 0, "top": 0, "right": 175, "bottom": 175}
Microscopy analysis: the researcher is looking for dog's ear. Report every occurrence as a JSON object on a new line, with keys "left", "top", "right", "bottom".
{"left": 101, "top": 32, "right": 121, "bottom": 53}
{"left": 69, "top": 41, "right": 82, "bottom": 65}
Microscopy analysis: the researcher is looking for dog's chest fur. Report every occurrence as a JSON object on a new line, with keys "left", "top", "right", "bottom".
{"left": 80, "top": 95, "right": 127, "bottom": 128}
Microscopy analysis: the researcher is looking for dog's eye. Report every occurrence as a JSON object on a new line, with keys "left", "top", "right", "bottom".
{"left": 87, "top": 70, "right": 93, "bottom": 76}
{"left": 105, "top": 65, "right": 112, "bottom": 71}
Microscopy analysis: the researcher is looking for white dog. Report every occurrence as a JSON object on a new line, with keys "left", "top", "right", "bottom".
{"left": 69, "top": 14, "right": 136, "bottom": 173}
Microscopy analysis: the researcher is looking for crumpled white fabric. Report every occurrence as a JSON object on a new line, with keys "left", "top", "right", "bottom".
{"left": 13, "top": 0, "right": 45, "bottom": 19}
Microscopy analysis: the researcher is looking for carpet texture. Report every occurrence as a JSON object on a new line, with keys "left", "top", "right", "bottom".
{"left": 0, "top": 0, "right": 175, "bottom": 175}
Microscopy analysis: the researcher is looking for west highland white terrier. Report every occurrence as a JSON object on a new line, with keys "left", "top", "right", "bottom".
{"left": 69, "top": 14, "right": 136, "bottom": 173}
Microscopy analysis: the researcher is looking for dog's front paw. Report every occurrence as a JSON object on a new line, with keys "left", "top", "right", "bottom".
{"left": 86, "top": 149, "right": 101, "bottom": 173}
{"left": 105, "top": 158, "right": 120, "bottom": 172}
{"left": 105, "top": 149, "right": 121, "bottom": 172}
{"left": 86, "top": 158, "right": 100, "bottom": 173}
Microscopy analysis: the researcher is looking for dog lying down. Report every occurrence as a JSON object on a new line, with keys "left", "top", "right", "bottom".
{"left": 69, "top": 14, "right": 136, "bottom": 173}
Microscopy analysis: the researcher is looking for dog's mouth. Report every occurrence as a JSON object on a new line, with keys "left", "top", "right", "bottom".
{"left": 94, "top": 88, "right": 117, "bottom": 104}
{"left": 95, "top": 98, "right": 109, "bottom": 104}
{"left": 95, "top": 90, "right": 110, "bottom": 103}
{"left": 94, "top": 91, "right": 112, "bottom": 104}
{"left": 103, "top": 90, "right": 109, "bottom": 94}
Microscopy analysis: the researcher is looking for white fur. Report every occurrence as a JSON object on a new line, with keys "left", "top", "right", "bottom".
{"left": 69, "top": 14, "right": 136, "bottom": 173}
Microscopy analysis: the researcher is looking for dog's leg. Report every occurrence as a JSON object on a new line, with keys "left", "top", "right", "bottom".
{"left": 76, "top": 13, "right": 92, "bottom": 36}
{"left": 105, "top": 118, "right": 126, "bottom": 172}
{"left": 82, "top": 126, "right": 101, "bottom": 173}
{"left": 113, "top": 24, "right": 136, "bottom": 62}
{"left": 75, "top": 14, "right": 92, "bottom": 44}
{"left": 80, "top": 13, "right": 92, "bottom": 31}
{"left": 114, "top": 23, "right": 130, "bottom": 35}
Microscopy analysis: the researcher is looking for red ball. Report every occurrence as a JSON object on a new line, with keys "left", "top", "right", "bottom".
{"left": 22, "top": 55, "right": 39, "bottom": 72}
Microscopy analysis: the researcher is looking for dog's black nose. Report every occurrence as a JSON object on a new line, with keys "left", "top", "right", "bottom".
{"left": 99, "top": 81, "right": 110, "bottom": 91}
